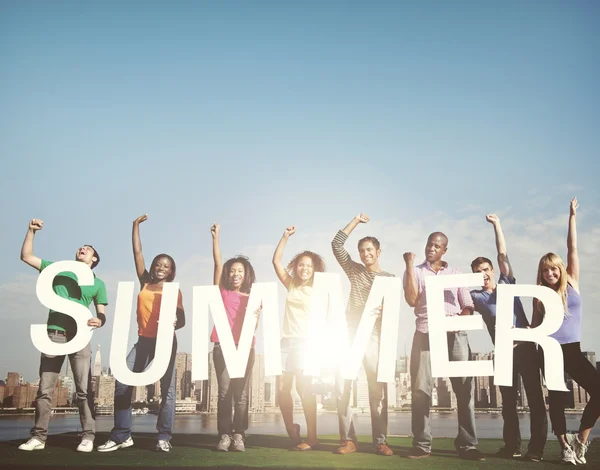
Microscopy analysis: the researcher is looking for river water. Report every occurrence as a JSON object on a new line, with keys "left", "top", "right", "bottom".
{"left": 1, "top": 411, "right": 596, "bottom": 442}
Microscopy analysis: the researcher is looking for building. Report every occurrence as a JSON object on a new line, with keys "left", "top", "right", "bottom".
{"left": 175, "top": 352, "right": 193, "bottom": 400}
{"left": 93, "top": 345, "right": 102, "bottom": 377}
{"left": 249, "top": 354, "right": 265, "bottom": 412}
{"left": 132, "top": 385, "right": 147, "bottom": 403}
{"left": 208, "top": 351, "right": 218, "bottom": 413}
{"left": 5, "top": 372, "right": 22, "bottom": 387}
{"left": 96, "top": 374, "right": 116, "bottom": 406}
{"left": 12, "top": 384, "right": 38, "bottom": 408}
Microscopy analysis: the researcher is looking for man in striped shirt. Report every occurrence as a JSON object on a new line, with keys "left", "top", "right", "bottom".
{"left": 331, "top": 213, "right": 395, "bottom": 457}
{"left": 403, "top": 232, "right": 485, "bottom": 461}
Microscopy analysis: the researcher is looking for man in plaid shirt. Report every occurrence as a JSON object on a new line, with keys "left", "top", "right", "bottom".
{"left": 403, "top": 232, "right": 484, "bottom": 461}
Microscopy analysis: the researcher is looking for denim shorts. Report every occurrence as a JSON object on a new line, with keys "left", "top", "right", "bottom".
{"left": 281, "top": 337, "right": 307, "bottom": 373}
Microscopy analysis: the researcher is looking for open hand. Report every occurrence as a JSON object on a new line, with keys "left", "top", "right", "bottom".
{"left": 570, "top": 197, "right": 579, "bottom": 216}
{"left": 134, "top": 214, "right": 148, "bottom": 225}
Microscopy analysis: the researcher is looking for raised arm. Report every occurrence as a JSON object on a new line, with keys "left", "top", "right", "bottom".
{"left": 403, "top": 252, "right": 419, "bottom": 307}
{"left": 567, "top": 197, "right": 579, "bottom": 287}
{"left": 272, "top": 226, "right": 295, "bottom": 289}
{"left": 332, "top": 213, "right": 369, "bottom": 274}
{"left": 20, "top": 219, "right": 43, "bottom": 270}
{"left": 132, "top": 214, "right": 148, "bottom": 282}
{"left": 342, "top": 213, "right": 369, "bottom": 237}
{"left": 486, "top": 214, "right": 513, "bottom": 279}
{"left": 211, "top": 223, "right": 223, "bottom": 286}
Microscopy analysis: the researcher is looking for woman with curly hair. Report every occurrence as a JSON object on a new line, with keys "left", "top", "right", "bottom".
{"left": 272, "top": 226, "right": 326, "bottom": 451}
{"left": 533, "top": 198, "right": 600, "bottom": 466}
{"left": 210, "top": 222, "right": 257, "bottom": 453}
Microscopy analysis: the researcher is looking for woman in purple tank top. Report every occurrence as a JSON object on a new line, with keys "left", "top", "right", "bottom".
{"left": 533, "top": 198, "right": 600, "bottom": 465}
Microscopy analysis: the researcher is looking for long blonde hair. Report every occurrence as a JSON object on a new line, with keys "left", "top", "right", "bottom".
{"left": 534, "top": 252, "right": 569, "bottom": 318}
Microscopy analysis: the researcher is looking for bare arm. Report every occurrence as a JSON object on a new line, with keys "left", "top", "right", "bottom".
{"left": 211, "top": 223, "right": 223, "bottom": 286}
{"left": 487, "top": 214, "right": 513, "bottom": 279}
{"left": 567, "top": 197, "right": 579, "bottom": 288}
{"left": 342, "top": 213, "right": 369, "bottom": 236}
{"left": 403, "top": 252, "right": 419, "bottom": 307}
{"left": 88, "top": 304, "right": 106, "bottom": 329}
{"left": 332, "top": 213, "right": 370, "bottom": 274}
{"left": 273, "top": 226, "right": 294, "bottom": 289}
{"left": 132, "top": 214, "right": 148, "bottom": 282}
{"left": 20, "top": 219, "right": 43, "bottom": 270}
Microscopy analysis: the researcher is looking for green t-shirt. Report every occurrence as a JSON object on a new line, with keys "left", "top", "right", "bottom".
{"left": 40, "top": 259, "right": 108, "bottom": 334}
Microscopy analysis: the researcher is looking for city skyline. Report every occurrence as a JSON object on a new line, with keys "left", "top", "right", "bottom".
{"left": 2, "top": 2, "right": 598, "bottom": 384}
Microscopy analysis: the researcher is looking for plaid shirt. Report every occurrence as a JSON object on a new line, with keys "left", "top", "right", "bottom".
{"left": 404, "top": 260, "right": 474, "bottom": 334}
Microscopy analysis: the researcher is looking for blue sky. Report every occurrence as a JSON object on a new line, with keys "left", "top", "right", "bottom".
{"left": 1, "top": 1, "right": 599, "bottom": 381}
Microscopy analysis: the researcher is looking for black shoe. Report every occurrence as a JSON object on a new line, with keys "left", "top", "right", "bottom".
{"left": 407, "top": 447, "right": 432, "bottom": 459}
{"left": 523, "top": 452, "right": 543, "bottom": 462}
{"left": 496, "top": 446, "right": 522, "bottom": 458}
{"left": 459, "top": 448, "right": 486, "bottom": 461}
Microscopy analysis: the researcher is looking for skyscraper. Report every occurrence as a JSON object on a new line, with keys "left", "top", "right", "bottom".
{"left": 175, "top": 352, "right": 193, "bottom": 400}
{"left": 93, "top": 345, "right": 102, "bottom": 377}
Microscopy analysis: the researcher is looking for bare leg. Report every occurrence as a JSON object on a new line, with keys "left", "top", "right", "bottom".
{"left": 298, "top": 375, "right": 318, "bottom": 445}
{"left": 277, "top": 373, "right": 300, "bottom": 443}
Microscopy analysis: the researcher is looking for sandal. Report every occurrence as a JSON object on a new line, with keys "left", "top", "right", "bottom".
{"left": 293, "top": 441, "right": 319, "bottom": 451}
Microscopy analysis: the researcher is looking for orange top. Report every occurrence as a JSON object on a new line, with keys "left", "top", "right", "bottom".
{"left": 137, "top": 283, "right": 184, "bottom": 338}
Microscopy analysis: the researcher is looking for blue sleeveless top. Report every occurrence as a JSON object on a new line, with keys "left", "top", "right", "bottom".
{"left": 549, "top": 284, "right": 582, "bottom": 345}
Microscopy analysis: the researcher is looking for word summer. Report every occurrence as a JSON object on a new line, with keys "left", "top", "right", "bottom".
{"left": 32, "top": 261, "right": 568, "bottom": 391}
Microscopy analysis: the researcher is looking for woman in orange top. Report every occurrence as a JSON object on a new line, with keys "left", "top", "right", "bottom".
{"left": 97, "top": 214, "right": 185, "bottom": 453}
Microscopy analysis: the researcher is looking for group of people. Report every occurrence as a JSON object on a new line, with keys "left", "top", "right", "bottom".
{"left": 17, "top": 198, "right": 598, "bottom": 465}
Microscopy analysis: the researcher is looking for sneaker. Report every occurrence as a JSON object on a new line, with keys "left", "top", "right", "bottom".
{"left": 496, "top": 446, "right": 522, "bottom": 458}
{"left": 156, "top": 440, "right": 172, "bottom": 452}
{"left": 375, "top": 443, "right": 393, "bottom": 456}
{"left": 561, "top": 444, "right": 577, "bottom": 466}
{"left": 231, "top": 433, "right": 245, "bottom": 452}
{"left": 523, "top": 451, "right": 543, "bottom": 462}
{"left": 334, "top": 440, "right": 357, "bottom": 455}
{"left": 459, "top": 448, "right": 486, "bottom": 461}
{"left": 18, "top": 438, "right": 45, "bottom": 451}
{"left": 566, "top": 433, "right": 589, "bottom": 465}
{"left": 407, "top": 447, "right": 431, "bottom": 459}
{"left": 97, "top": 437, "right": 134, "bottom": 452}
{"left": 77, "top": 439, "right": 94, "bottom": 452}
{"left": 216, "top": 434, "right": 232, "bottom": 452}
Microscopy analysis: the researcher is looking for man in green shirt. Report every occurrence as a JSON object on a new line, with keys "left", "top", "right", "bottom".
{"left": 18, "top": 219, "right": 108, "bottom": 453}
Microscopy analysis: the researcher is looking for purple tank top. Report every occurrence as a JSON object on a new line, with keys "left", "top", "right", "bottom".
{"left": 549, "top": 284, "right": 582, "bottom": 345}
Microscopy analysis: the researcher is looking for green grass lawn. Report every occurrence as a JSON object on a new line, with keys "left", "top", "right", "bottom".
{"left": 0, "top": 433, "right": 596, "bottom": 469}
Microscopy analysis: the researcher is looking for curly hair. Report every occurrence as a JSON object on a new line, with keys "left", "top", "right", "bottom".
{"left": 149, "top": 253, "right": 177, "bottom": 282}
{"left": 286, "top": 251, "right": 326, "bottom": 283}
{"left": 221, "top": 255, "right": 256, "bottom": 294}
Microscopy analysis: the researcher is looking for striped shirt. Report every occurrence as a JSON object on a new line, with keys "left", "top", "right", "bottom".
{"left": 404, "top": 260, "right": 474, "bottom": 334}
{"left": 331, "top": 230, "right": 395, "bottom": 338}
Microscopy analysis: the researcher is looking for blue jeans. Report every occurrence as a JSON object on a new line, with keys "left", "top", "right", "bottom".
{"left": 111, "top": 335, "right": 177, "bottom": 443}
